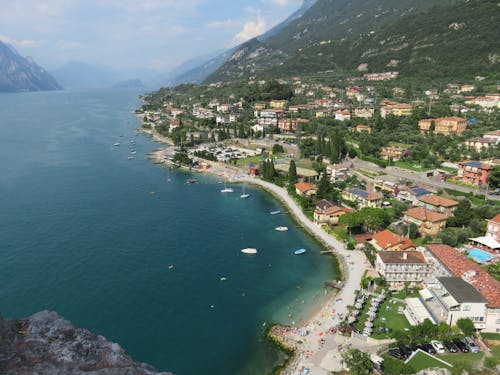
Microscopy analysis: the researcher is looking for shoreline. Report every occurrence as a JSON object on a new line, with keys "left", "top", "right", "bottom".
{"left": 140, "top": 127, "right": 369, "bottom": 374}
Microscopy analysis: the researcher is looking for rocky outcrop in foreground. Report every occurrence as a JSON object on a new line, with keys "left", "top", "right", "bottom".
{"left": 0, "top": 311, "right": 172, "bottom": 375}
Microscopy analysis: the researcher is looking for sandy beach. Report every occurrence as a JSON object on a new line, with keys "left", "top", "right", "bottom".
{"left": 143, "top": 133, "right": 372, "bottom": 374}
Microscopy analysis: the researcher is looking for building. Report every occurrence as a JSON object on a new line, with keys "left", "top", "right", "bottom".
{"left": 269, "top": 100, "right": 287, "bottom": 109}
{"left": 371, "top": 230, "right": 416, "bottom": 251}
{"left": 313, "top": 200, "right": 354, "bottom": 225}
{"left": 278, "top": 118, "right": 309, "bottom": 132}
{"left": 380, "top": 147, "right": 408, "bottom": 162}
{"left": 463, "top": 137, "right": 497, "bottom": 151}
{"left": 373, "top": 178, "right": 399, "bottom": 196}
{"left": 457, "top": 160, "right": 499, "bottom": 186}
{"left": 418, "top": 117, "right": 467, "bottom": 135}
{"left": 335, "top": 110, "right": 351, "bottom": 121}
{"left": 397, "top": 186, "right": 432, "bottom": 205}
{"left": 426, "top": 244, "right": 500, "bottom": 332}
{"left": 353, "top": 108, "right": 375, "bottom": 119}
{"left": 402, "top": 207, "right": 447, "bottom": 236}
{"left": 342, "top": 188, "right": 384, "bottom": 208}
{"left": 486, "top": 214, "right": 500, "bottom": 243}
{"left": 380, "top": 102, "right": 412, "bottom": 118}
{"left": 294, "top": 182, "right": 318, "bottom": 197}
{"left": 363, "top": 71, "right": 399, "bottom": 81}
{"left": 417, "top": 195, "right": 459, "bottom": 217}
{"left": 355, "top": 124, "right": 371, "bottom": 133}
{"left": 375, "top": 251, "right": 432, "bottom": 286}
{"left": 326, "top": 164, "right": 349, "bottom": 182}
{"left": 406, "top": 277, "right": 488, "bottom": 329}
{"left": 257, "top": 109, "right": 284, "bottom": 129}
{"left": 484, "top": 130, "right": 500, "bottom": 144}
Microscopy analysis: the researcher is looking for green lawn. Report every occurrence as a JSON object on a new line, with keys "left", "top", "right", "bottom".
{"left": 370, "top": 299, "right": 412, "bottom": 339}
{"left": 235, "top": 155, "right": 263, "bottom": 166}
{"left": 393, "top": 160, "right": 432, "bottom": 172}
{"left": 481, "top": 332, "right": 500, "bottom": 340}
{"left": 407, "top": 352, "right": 452, "bottom": 372}
{"left": 488, "top": 344, "right": 500, "bottom": 358}
{"left": 437, "top": 352, "right": 483, "bottom": 369}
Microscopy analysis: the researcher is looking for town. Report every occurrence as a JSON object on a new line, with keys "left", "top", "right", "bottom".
{"left": 137, "top": 73, "right": 500, "bottom": 374}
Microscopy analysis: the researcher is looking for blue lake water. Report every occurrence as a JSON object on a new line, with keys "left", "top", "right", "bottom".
{"left": 0, "top": 89, "right": 336, "bottom": 374}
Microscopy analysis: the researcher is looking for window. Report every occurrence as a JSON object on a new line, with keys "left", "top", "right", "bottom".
{"left": 462, "top": 305, "right": 471, "bottom": 311}
{"left": 496, "top": 319, "right": 500, "bottom": 324}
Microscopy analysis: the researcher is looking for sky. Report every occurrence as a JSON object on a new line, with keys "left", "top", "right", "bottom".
{"left": 0, "top": 0, "right": 303, "bottom": 73}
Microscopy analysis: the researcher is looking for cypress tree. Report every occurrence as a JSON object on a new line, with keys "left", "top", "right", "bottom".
{"left": 288, "top": 159, "right": 297, "bottom": 185}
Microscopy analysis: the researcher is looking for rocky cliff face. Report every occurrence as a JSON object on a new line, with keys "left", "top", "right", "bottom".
{"left": 0, "top": 311, "right": 172, "bottom": 375}
{"left": 0, "top": 41, "right": 62, "bottom": 92}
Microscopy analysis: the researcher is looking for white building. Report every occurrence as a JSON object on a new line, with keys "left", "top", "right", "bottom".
{"left": 375, "top": 251, "right": 432, "bottom": 287}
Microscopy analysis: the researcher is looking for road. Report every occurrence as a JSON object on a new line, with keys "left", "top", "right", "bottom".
{"left": 350, "top": 158, "right": 499, "bottom": 201}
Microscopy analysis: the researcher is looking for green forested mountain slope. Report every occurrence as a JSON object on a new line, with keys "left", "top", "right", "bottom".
{"left": 206, "top": 0, "right": 499, "bottom": 82}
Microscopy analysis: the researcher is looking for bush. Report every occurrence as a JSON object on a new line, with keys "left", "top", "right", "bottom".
{"left": 484, "top": 356, "right": 499, "bottom": 370}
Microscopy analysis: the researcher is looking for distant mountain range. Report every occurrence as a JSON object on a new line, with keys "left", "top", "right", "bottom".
{"left": 205, "top": 0, "right": 500, "bottom": 82}
{"left": 0, "top": 41, "right": 61, "bottom": 93}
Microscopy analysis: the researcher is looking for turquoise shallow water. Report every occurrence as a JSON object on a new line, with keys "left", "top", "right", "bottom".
{"left": 0, "top": 89, "right": 335, "bottom": 374}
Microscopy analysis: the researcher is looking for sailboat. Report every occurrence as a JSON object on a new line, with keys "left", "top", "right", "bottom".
{"left": 221, "top": 180, "right": 233, "bottom": 193}
{"left": 240, "top": 184, "right": 250, "bottom": 199}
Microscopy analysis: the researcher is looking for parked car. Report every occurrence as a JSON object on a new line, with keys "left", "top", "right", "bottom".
{"left": 453, "top": 338, "right": 469, "bottom": 353}
{"left": 464, "top": 337, "right": 479, "bottom": 353}
{"left": 421, "top": 342, "right": 436, "bottom": 354}
{"left": 431, "top": 340, "right": 445, "bottom": 354}
{"left": 409, "top": 343, "right": 421, "bottom": 352}
{"left": 443, "top": 340, "right": 458, "bottom": 353}
{"left": 398, "top": 345, "right": 412, "bottom": 357}
{"left": 387, "top": 348, "right": 405, "bottom": 360}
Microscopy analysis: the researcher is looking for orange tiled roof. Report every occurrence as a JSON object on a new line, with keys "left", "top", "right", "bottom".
{"left": 426, "top": 245, "right": 500, "bottom": 308}
{"left": 294, "top": 182, "right": 317, "bottom": 193}
{"left": 418, "top": 194, "right": 459, "bottom": 207}
{"left": 489, "top": 214, "right": 500, "bottom": 224}
{"left": 403, "top": 207, "right": 447, "bottom": 222}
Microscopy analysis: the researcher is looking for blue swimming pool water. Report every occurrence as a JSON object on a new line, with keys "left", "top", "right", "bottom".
{"left": 468, "top": 248, "right": 496, "bottom": 263}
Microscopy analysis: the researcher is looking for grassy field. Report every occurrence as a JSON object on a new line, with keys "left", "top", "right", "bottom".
{"left": 371, "top": 299, "right": 411, "bottom": 339}
{"left": 407, "top": 352, "right": 452, "bottom": 372}
{"left": 437, "top": 352, "right": 483, "bottom": 369}
{"left": 235, "top": 155, "right": 263, "bottom": 166}
{"left": 393, "top": 160, "right": 432, "bottom": 172}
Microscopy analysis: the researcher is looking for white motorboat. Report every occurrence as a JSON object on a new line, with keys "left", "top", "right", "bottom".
{"left": 275, "top": 226, "right": 288, "bottom": 232}
{"left": 241, "top": 248, "right": 257, "bottom": 254}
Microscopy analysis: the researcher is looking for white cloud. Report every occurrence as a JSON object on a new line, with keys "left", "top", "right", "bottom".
{"left": 206, "top": 19, "right": 237, "bottom": 30}
{"left": 0, "top": 34, "right": 39, "bottom": 47}
{"left": 232, "top": 17, "right": 266, "bottom": 45}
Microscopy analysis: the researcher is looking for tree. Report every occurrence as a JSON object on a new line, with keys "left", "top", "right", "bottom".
{"left": 341, "top": 348, "right": 373, "bottom": 375}
{"left": 317, "top": 173, "right": 331, "bottom": 200}
{"left": 288, "top": 159, "right": 297, "bottom": 185}
{"left": 489, "top": 165, "right": 500, "bottom": 189}
{"left": 272, "top": 143, "right": 284, "bottom": 154}
{"left": 456, "top": 318, "right": 475, "bottom": 336}
{"left": 448, "top": 199, "right": 472, "bottom": 227}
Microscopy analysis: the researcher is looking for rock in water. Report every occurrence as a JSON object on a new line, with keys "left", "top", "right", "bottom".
{"left": 0, "top": 311, "right": 173, "bottom": 375}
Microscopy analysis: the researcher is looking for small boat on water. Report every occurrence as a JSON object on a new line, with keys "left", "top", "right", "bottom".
{"left": 113, "top": 142, "right": 120, "bottom": 147}
{"left": 240, "top": 185, "right": 250, "bottom": 199}
{"left": 275, "top": 226, "right": 288, "bottom": 232}
{"left": 220, "top": 277, "right": 228, "bottom": 281}
{"left": 270, "top": 210, "right": 280, "bottom": 215}
{"left": 294, "top": 249, "right": 307, "bottom": 255}
{"left": 221, "top": 187, "right": 234, "bottom": 193}
{"left": 186, "top": 178, "right": 198, "bottom": 184}
{"left": 241, "top": 248, "right": 258, "bottom": 254}
{"left": 130, "top": 150, "right": 137, "bottom": 154}
{"left": 128, "top": 156, "right": 134, "bottom": 160}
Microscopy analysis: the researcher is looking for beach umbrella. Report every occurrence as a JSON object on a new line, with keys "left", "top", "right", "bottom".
{"left": 348, "top": 317, "right": 356, "bottom": 323}
{"left": 355, "top": 303, "right": 362, "bottom": 309}
{"left": 365, "top": 322, "right": 374, "bottom": 327}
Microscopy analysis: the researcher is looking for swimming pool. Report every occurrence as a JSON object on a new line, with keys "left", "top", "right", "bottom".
{"left": 467, "top": 248, "right": 497, "bottom": 263}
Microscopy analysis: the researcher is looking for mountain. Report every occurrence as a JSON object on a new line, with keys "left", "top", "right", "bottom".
{"left": 50, "top": 61, "right": 119, "bottom": 89}
{"left": 163, "top": 0, "right": 319, "bottom": 86}
{"left": 0, "top": 41, "right": 61, "bottom": 92}
{"left": 206, "top": 0, "right": 499, "bottom": 82}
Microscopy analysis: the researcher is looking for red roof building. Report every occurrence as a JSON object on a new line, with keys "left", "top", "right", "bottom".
{"left": 371, "top": 229, "right": 416, "bottom": 251}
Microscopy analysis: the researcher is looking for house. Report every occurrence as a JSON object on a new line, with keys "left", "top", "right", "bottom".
{"left": 406, "top": 277, "right": 488, "bottom": 329}
{"left": 355, "top": 124, "right": 371, "bottom": 133}
{"left": 294, "top": 182, "right": 318, "bottom": 197}
{"left": 354, "top": 108, "right": 375, "bottom": 119}
{"left": 375, "top": 251, "right": 432, "bottom": 286}
{"left": 363, "top": 71, "right": 399, "bottom": 81}
{"left": 380, "top": 102, "right": 412, "bottom": 118}
{"left": 380, "top": 147, "right": 407, "bottom": 162}
{"left": 457, "top": 160, "right": 500, "bottom": 186}
{"left": 486, "top": 213, "right": 500, "bottom": 242}
{"left": 417, "top": 195, "right": 459, "bottom": 217}
{"left": 397, "top": 186, "right": 432, "bottom": 205}
{"left": 463, "top": 137, "right": 497, "bottom": 151}
{"left": 270, "top": 100, "right": 287, "bottom": 109}
{"left": 278, "top": 118, "right": 309, "bottom": 132}
{"left": 373, "top": 177, "right": 399, "bottom": 195}
{"left": 334, "top": 110, "right": 351, "bottom": 121}
{"left": 326, "top": 164, "right": 349, "bottom": 182}
{"left": 342, "top": 188, "right": 384, "bottom": 208}
{"left": 418, "top": 117, "right": 467, "bottom": 135}
{"left": 216, "top": 114, "right": 234, "bottom": 125}
{"left": 371, "top": 230, "right": 416, "bottom": 251}
{"left": 217, "top": 103, "right": 233, "bottom": 113}
{"left": 313, "top": 200, "right": 354, "bottom": 225}
{"left": 484, "top": 130, "right": 500, "bottom": 144}
{"left": 426, "top": 244, "right": 500, "bottom": 332}
{"left": 169, "top": 119, "right": 180, "bottom": 133}
{"left": 402, "top": 207, "right": 447, "bottom": 236}
{"left": 257, "top": 109, "right": 284, "bottom": 128}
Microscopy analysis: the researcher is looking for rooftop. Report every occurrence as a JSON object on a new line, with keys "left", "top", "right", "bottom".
{"left": 378, "top": 251, "right": 426, "bottom": 264}
{"left": 437, "top": 277, "right": 488, "bottom": 304}
{"left": 403, "top": 207, "right": 447, "bottom": 222}
{"left": 426, "top": 245, "right": 500, "bottom": 308}
{"left": 418, "top": 194, "right": 459, "bottom": 208}
{"left": 347, "top": 188, "right": 383, "bottom": 201}
{"left": 372, "top": 229, "right": 415, "bottom": 250}
{"left": 488, "top": 213, "right": 500, "bottom": 224}
{"left": 294, "top": 181, "right": 317, "bottom": 193}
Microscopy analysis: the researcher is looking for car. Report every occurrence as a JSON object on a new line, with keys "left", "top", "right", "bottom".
{"left": 398, "top": 345, "right": 412, "bottom": 357}
{"left": 409, "top": 343, "right": 420, "bottom": 352}
{"left": 421, "top": 342, "right": 436, "bottom": 354}
{"left": 387, "top": 348, "right": 405, "bottom": 360}
{"left": 431, "top": 340, "right": 445, "bottom": 354}
{"left": 464, "top": 337, "right": 479, "bottom": 353}
{"left": 452, "top": 339, "right": 469, "bottom": 353}
{"left": 443, "top": 340, "right": 458, "bottom": 353}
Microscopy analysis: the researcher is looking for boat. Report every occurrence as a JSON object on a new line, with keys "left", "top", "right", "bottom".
{"left": 270, "top": 210, "right": 280, "bottom": 215}
{"left": 130, "top": 150, "right": 137, "bottom": 155}
{"left": 241, "top": 248, "right": 258, "bottom": 254}
{"left": 128, "top": 156, "right": 134, "bottom": 160}
{"left": 168, "top": 265, "right": 174, "bottom": 269}
{"left": 221, "top": 181, "right": 233, "bottom": 193}
{"left": 294, "top": 249, "right": 307, "bottom": 255}
{"left": 275, "top": 226, "right": 288, "bottom": 232}
{"left": 113, "top": 142, "right": 120, "bottom": 147}
{"left": 186, "top": 178, "right": 197, "bottom": 184}
{"left": 220, "top": 277, "right": 228, "bottom": 281}
{"left": 240, "top": 185, "right": 250, "bottom": 199}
